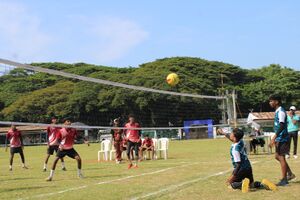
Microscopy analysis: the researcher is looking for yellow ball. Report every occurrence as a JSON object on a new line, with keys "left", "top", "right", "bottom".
{"left": 166, "top": 73, "right": 179, "bottom": 86}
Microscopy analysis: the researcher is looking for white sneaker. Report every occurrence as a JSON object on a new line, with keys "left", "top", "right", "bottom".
{"left": 78, "top": 173, "right": 84, "bottom": 179}
{"left": 294, "top": 155, "right": 298, "bottom": 159}
{"left": 286, "top": 154, "right": 290, "bottom": 159}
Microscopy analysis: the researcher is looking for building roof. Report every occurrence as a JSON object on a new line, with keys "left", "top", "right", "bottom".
{"left": 0, "top": 126, "right": 46, "bottom": 133}
{"left": 248, "top": 110, "right": 300, "bottom": 121}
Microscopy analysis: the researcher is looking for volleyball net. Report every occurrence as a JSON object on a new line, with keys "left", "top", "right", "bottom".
{"left": 0, "top": 58, "right": 240, "bottom": 143}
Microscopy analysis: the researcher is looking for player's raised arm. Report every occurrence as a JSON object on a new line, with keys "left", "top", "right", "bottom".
{"left": 217, "top": 128, "right": 234, "bottom": 142}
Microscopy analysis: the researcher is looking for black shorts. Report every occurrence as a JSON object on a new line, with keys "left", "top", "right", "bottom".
{"left": 127, "top": 140, "right": 139, "bottom": 157}
{"left": 56, "top": 148, "right": 79, "bottom": 159}
{"left": 47, "top": 145, "right": 59, "bottom": 155}
{"left": 231, "top": 167, "right": 254, "bottom": 183}
{"left": 10, "top": 147, "right": 23, "bottom": 154}
{"left": 275, "top": 142, "right": 290, "bottom": 156}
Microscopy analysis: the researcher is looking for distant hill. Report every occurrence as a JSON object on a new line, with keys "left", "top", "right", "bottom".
{"left": 0, "top": 57, "right": 299, "bottom": 126}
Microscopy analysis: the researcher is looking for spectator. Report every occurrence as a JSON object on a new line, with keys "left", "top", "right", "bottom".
{"left": 287, "top": 106, "right": 300, "bottom": 159}
{"left": 139, "top": 135, "right": 155, "bottom": 160}
{"left": 111, "top": 118, "right": 124, "bottom": 164}
{"left": 249, "top": 128, "right": 265, "bottom": 154}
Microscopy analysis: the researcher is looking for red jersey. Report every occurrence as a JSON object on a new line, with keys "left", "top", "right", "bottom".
{"left": 125, "top": 122, "right": 140, "bottom": 143}
{"left": 7, "top": 129, "right": 22, "bottom": 148}
{"left": 58, "top": 128, "right": 77, "bottom": 150}
{"left": 142, "top": 138, "right": 153, "bottom": 147}
{"left": 112, "top": 128, "right": 123, "bottom": 142}
{"left": 47, "top": 126, "right": 61, "bottom": 146}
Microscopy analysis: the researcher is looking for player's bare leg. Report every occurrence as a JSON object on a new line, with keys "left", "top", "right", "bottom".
{"left": 43, "top": 154, "right": 51, "bottom": 171}
{"left": 46, "top": 157, "right": 60, "bottom": 181}
{"left": 75, "top": 155, "right": 83, "bottom": 178}
{"left": 19, "top": 151, "right": 28, "bottom": 169}
{"left": 9, "top": 153, "right": 14, "bottom": 171}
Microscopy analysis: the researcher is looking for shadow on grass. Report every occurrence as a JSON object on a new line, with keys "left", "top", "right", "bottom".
{"left": 290, "top": 180, "right": 300, "bottom": 184}
{"left": 0, "top": 185, "right": 54, "bottom": 193}
{"left": 3, "top": 177, "right": 39, "bottom": 181}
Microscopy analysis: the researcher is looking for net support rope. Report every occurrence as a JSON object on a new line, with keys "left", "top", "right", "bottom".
{"left": 0, "top": 58, "right": 225, "bottom": 100}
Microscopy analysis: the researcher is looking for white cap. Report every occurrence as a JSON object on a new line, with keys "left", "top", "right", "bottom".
{"left": 113, "top": 118, "right": 120, "bottom": 123}
{"left": 290, "top": 106, "right": 296, "bottom": 111}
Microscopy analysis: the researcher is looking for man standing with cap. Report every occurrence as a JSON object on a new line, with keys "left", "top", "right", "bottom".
{"left": 111, "top": 118, "right": 124, "bottom": 164}
{"left": 287, "top": 106, "right": 300, "bottom": 159}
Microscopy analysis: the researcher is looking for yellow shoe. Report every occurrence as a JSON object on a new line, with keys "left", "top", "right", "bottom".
{"left": 242, "top": 178, "right": 250, "bottom": 193}
{"left": 262, "top": 179, "right": 277, "bottom": 191}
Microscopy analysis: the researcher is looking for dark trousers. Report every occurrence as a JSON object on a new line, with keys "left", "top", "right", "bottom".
{"left": 114, "top": 141, "right": 122, "bottom": 161}
{"left": 288, "top": 131, "right": 298, "bottom": 155}
{"left": 127, "top": 140, "right": 139, "bottom": 159}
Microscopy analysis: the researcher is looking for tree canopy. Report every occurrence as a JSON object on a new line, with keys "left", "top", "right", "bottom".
{"left": 0, "top": 57, "right": 299, "bottom": 126}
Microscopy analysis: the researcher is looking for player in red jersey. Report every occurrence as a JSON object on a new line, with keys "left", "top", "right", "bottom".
{"left": 46, "top": 118, "right": 83, "bottom": 181}
{"left": 43, "top": 117, "right": 66, "bottom": 172}
{"left": 124, "top": 115, "right": 141, "bottom": 169}
{"left": 139, "top": 135, "right": 155, "bottom": 160}
{"left": 111, "top": 118, "right": 124, "bottom": 164}
{"left": 5, "top": 125, "right": 28, "bottom": 171}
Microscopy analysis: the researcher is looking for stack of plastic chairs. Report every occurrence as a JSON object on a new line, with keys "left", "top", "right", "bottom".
{"left": 98, "top": 139, "right": 111, "bottom": 161}
{"left": 157, "top": 138, "right": 169, "bottom": 160}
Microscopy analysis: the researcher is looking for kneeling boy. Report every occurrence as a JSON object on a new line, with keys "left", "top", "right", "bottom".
{"left": 219, "top": 128, "right": 277, "bottom": 192}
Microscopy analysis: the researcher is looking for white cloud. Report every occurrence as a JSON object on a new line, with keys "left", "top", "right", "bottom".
{"left": 74, "top": 16, "right": 149, "bottom": 63}
{"left": 0, "top": 1, "right": 148, "bottom": 64}
{"left": 0, "top": 1, "right": 51, "bottom": 62}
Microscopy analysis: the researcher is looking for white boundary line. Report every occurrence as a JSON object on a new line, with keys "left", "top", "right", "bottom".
{"left": 130, "top": 169, "right": 231, "bottom": 200}
{"left": 18, "top": 161, "right": 261, "bottom": 200}
{"left": 17, "top": 162, "right": 198, "bottom": 200}
{"left": 130, "top": 161, "right": 260, "bottom": 200}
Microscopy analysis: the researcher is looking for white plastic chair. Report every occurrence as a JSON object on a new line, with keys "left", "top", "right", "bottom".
{"left": 98, "top": 139, "right": 111, "bottom": 161}
{"left": 110, "top": 144, "right": 116, "bottom": 161}
{"left": 157, "top": 138, "right": 169, "bottom": 160}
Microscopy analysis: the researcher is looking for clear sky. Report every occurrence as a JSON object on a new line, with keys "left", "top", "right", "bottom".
{"left": 0, "top": 0, "right": 299, "bottom": 70}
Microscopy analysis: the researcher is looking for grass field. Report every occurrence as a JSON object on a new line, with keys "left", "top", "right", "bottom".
{"left": 0, "top": 139, "right": 299, "bottom": 200}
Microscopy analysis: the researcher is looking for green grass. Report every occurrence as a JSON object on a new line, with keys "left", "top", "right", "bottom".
{"left": 1, "top": 139, "right": 300, "bottom": 200}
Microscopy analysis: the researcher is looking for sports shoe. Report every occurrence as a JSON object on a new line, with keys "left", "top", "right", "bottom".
{"left": 43, "top": 168, "right": 47, "bottom": 172}
{"left": 293, "top": 155, "right": 298, "bottom": 159}
{"left": 276, "top": 178, "right": 288, "bottom": 186}
{"left": 128, "top": 163, "right": 133, "bottom": 169}
{"left": 285, "top": 154, "right": 290, "bottom": 159}
{"left": 242, "top": 178, "right": 250, "bottom": 193}
{"left": 78, "top": 173, "right": 84, "bottom": 179}
{"left": 287, "top": 173, "right": 296, "bottom": 181}
{"left": 9, "top": 168, "right": 12, "bottom": 171}
{"left": 62, "top": 167, "right": 67, "bottom": 171}
{"left": 46, "top": 176, "right": 52, "bottom": 181}
{"left": 261, "top": 179, "right": 277, "bottom": 191}
{"left": 22, "top": 166, "right": 28, "bottom": 169}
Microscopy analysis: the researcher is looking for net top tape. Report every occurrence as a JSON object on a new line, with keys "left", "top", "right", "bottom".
{"left": 0, "top": 58, "right": 226, "bottom": 100}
